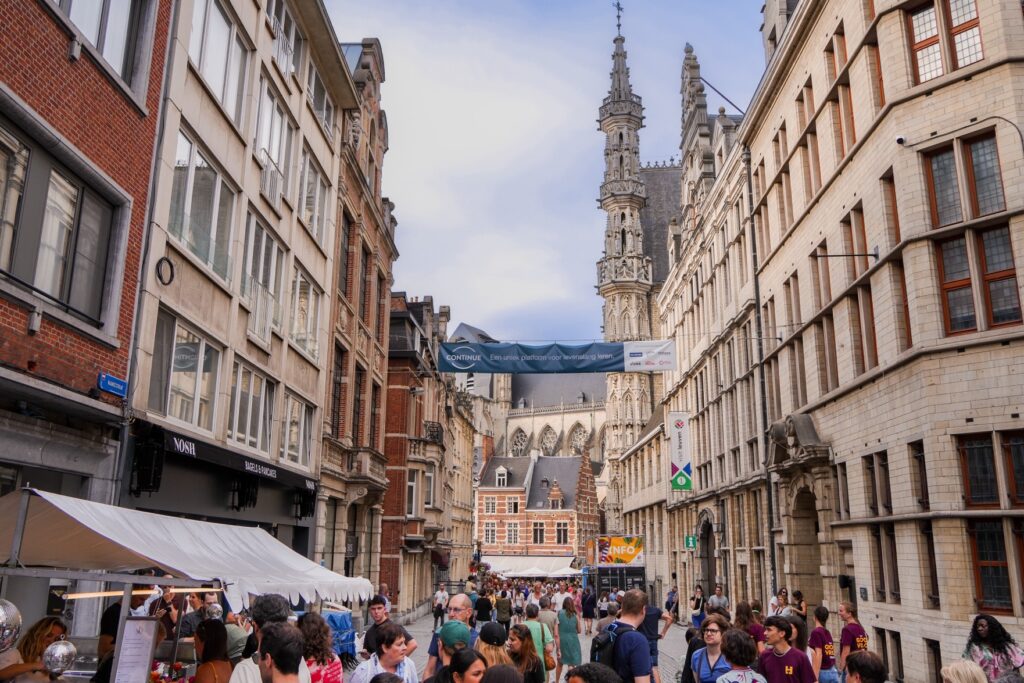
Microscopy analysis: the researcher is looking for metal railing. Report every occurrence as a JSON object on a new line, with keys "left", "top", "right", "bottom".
{"left": 271, "top": 15, "right": 294, "bottom": 75}
{"left": 258, "top": 148, "right": 283, "bottom": 211}
{"left": 245, "top": 277, "right": 274, "bottom": 344}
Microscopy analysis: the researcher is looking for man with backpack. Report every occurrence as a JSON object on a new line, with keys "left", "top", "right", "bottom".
{"left": 590, "top": 589, "right": 651, "bottom": 683}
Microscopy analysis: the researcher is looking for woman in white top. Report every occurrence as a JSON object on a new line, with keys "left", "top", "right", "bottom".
{"left": 768, "top": 587, "right": 791, "bottom": 617}
{"left": 349, "top": 622, "right": 418, "bottom": 683}
{"left": 0, "top": 617, "right": 67, "bottom": 683}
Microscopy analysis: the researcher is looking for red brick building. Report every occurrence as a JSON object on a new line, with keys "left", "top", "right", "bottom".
{"left": 0, "top": 0, "right": 171, "bottom": 624}
{"left": 477, "top": 453, "right": 600, "bottom": 575}
{"left": 381, "top": 293, "right": 450, "bottom": 616}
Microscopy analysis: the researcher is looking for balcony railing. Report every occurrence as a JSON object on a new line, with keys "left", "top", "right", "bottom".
{"left": 259, "top": 148, "right": 284, "bottom": 211}
{"left": 246, "top": 277, "right": 274, "bottom": 344}
{"left": 271, "top": 16, "right": 294, "bottom": 75}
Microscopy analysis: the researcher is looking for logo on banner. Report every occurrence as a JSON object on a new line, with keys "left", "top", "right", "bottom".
{"left": 446, "top": 345, "right": 483, "bottom": 371}
{"left": 668, "top": 411, "right": 693, "bottom": 491}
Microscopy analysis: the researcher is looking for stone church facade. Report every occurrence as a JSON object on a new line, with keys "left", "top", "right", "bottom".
{"left": 604, "top": 0, "right": 1024, "bottom": 679}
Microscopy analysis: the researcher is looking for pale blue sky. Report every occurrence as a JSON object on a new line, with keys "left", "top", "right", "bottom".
{"left": 329, "top": 1, "right": 767, "bottom": 342}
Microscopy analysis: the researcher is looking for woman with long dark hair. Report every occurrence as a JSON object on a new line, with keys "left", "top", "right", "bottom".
{"left": 507, "top": 625, "right": 544, "bottom": 683}
{"left": 195, "top": 619, "right": 232, "bottom": 683}
{"left": 963, "top": 614, "right": 1024, "bottom": 682}
{"left": 733, "top": 602, "right": 765, "bottom": 656}
{"left": 299, "top": 612, "right": 343, "bottom": 683}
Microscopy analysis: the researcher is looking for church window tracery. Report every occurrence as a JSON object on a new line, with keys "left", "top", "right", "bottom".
{"left": 541, "top": 426, "right": 558, "bottom": 456}
{"left": 570, "top": 424, "right": 588, "bottom": 455}
{"left": 510, "top": 429, "right": 527, "bottom": 456}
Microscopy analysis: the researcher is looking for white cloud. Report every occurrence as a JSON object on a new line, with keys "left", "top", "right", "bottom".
{"left": 330, "top": 1, "right": 764, "bottom": 341}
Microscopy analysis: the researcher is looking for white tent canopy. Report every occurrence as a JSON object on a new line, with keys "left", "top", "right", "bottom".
{"left": 483, "top": 555, "right": 575, "bottom": 577}
{"left": 0, "top": 489, "right": 373, "bottom": 609}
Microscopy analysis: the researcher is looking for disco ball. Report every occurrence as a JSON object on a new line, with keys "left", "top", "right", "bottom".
{"left": 42, "top": 639, "right": 77, "bottom": 676}
{"left": 0, "top": 599, "right": 22, "bottom": 653}
{"left": 206, "top": 603, "right": 223, "bottom": 620}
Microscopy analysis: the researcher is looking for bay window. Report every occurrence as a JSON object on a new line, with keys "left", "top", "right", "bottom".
{"left": 241, "top": 212, "right": 285, "bottom": 339}
{"left": 290, "top": 267, "right": 322, "bottom": 358}
{"left": 281, "top": 393, "right": 313, "bottom": 466}
{"left": 299, "top": 149, "right": 329, "bottom": 244}
{"left": 306, "top": 62, "right": 335, "bottom": 136}
{"left": 255, "top": 77, "right": 295, "bottom": 209}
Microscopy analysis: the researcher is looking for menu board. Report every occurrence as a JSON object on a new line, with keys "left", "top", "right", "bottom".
{"left": 113, "top": 617, "right": 159, "bottom": 683}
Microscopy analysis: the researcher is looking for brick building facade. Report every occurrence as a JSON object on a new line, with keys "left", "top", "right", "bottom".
{"left": 0, "top": 0, "right": 171, "bottom": 628}
{"left": 477, "top": 452, "right": 600, "bottom": 574}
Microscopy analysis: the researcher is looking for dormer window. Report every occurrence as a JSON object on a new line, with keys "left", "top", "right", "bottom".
{"left": 496, "top": 466, "right": 507, "bottom": 487}
{"left": 551, "top": 499, "right": 563, "bottom": 510}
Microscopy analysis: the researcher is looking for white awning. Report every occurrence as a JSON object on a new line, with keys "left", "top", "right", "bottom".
{"left": 483, "top": 555, "right": 575, "bottom": 577}
{"left": 0, "top": 489, "right": 373, "bottom": 609}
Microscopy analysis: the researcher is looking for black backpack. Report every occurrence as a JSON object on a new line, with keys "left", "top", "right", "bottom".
{"left": 590, "top": 622, "right": 635, "bottom": 668}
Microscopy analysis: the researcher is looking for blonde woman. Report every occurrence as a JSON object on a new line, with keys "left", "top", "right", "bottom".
{"left": 475, "top": 623, "right": 513, "bottom": 667}
{"left": 0, "top": 617, "right": 67, "bottom": 682}
{"left": 941, "top": 660, "right": 989, "bottom": 683}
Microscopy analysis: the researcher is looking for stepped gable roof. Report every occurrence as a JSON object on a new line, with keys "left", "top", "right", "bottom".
{"left": 639, "top": 164, "right": 680, "bottom": 285}
{"left": 479, "top": 456, "right": 532, "bottom": 488}
{"left": 526, "top": 456, "right": 584, "bottom": 510}
{"left": 510, "top": 374, "right": 607, "bottom": 408}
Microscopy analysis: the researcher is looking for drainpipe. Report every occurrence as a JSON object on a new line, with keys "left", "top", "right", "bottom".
{"left": 742, "top": 146, "right": 779, "bottom": 596}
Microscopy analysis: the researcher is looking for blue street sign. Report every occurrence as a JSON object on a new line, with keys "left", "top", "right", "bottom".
{"left": 97, "top": 372, "right": 128, "bottom": 398}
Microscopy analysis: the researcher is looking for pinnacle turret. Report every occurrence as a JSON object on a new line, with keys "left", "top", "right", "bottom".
{"left": 608, "top": 36, "right": 635, "bottom": 104}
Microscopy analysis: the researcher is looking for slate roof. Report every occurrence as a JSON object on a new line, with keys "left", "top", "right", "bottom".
{"left": 510, "top": 374, "right": 607, "bottom": 408}
{"left": 449, "top": 322, "right": 500, "bottom": 343}
{"left": 526, "top": 456, "right": 584, "bottom": 510}
{"left": 478, "top": 456, "right": 533, "bottom": 488}
{"left": 639, "top": 165, "right": 681, "bottom": 285}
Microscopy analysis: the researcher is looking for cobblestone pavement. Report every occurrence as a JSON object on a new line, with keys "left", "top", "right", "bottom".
{"left": 401, "top": 610, "right": 692, "bottom": 681}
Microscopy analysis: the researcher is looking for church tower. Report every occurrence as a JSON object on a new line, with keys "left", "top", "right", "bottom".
{"left": 596, "top": 25, "right": 654, "bottom": 533}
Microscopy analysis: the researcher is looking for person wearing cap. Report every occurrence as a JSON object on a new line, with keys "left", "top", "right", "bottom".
{"left": 474, "top": 623, "right": 512, "bottom": 667}
{"left": 424, "top": 622, "right": 473, "bottom": 683}
{"left": 226, "top": 622, "right": 249, "bottom": 666}
{"left": 424, "top": 594, "right": 478, "bottom": 679}
{"left": 350, "top": 622, "right": 418, "bottom": 683}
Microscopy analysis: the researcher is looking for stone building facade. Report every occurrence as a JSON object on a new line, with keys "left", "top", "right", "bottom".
{"left": 318, "top": 37, "right": 397, "bottom": 589}
{"left": 0, "top": 0, "right": 172, "bottom": 628}
{"left": 127, "top": 0, "right": 367, "bottom": 565}
{"left": 628, "top": 0, "right": 1024, "bottom": 679}
{"left": 446, "top": 397, "right": 477, "bottom": 584}
{"left": 382, "top": 294, "right": 452, "bottom": 617}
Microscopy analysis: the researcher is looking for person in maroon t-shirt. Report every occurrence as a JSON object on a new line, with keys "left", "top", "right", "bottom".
{"left": 837, "top": 602, "right": 868, "bottom": 678}
{"left": 757, "top": 617, "right": 814, "bottom": 683}
{"left": 808, "top": 606, "right": 838, "bottom": 683}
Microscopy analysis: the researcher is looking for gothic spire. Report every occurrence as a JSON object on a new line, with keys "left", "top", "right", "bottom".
{"left": 608, "top": 34, "right": 634, "bottom": 103}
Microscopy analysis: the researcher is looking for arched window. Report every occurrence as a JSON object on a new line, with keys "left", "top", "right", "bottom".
{"left": 510, "top": 429, "right": 528, "bottom": 456}
{"left": 541, "top": 426, "right": 558, "bottom": 456}
{"left": 570, "top": 424, "right": 587, "bottom": 455}
{"left": 620, "top": 229, "right": 627, "bottom": 254}
{"left": 496, "top": 466, "right": 508, "bottom": 487}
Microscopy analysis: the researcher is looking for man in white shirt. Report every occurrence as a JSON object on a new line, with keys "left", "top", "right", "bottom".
{"left": 229, "top": 594, "right": 311, "bottom": 683}
{"left": 432, "top": 583, "right": 450, "bottom": 629}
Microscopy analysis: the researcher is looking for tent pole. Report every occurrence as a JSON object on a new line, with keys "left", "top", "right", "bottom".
{"left": 7, "top": 489, "right": 30, "bottom": 565}
{"left": 108, "top": 583, "right": 133, "bottom": 683}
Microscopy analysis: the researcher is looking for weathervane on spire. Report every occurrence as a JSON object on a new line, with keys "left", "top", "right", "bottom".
{"left": 613, "top": 0, "right": 623, "bottom": 36}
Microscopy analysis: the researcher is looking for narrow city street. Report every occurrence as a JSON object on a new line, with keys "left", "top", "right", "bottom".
{"left": 402, "top": 610, "right": 690, "bottom": 682}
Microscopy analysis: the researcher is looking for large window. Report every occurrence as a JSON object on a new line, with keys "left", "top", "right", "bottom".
{"left": 290, "top": 267, "right": 321, "bottom": 359}
{"left": 507, "top": 522, "right": 519, "bottom": 545}
{"left": 965, "top": 136, "right": 1005, "bottom": 216}
{"left": 306, "top": 62, "right": 335, "bottom": 137}
{"left": 255, "top": 77, "right": 295, "bottom": 209}
{"left": 958, "top": 434, "right": 997, "bottom": 506}
{"left": 483, "top": 497, "right": 496, "bottom": 514}
{"left": 338, "top": 211, "right": 351, "bottom": 297}
{"left": 0, "top": 120, "right": 116, "bottom": 322}
{"left": 978, "top": 227, "right": 1021, "bottom": 327}
{"left": 227, "top": 361, "right": 276, "bottom": 453}
{"left": 147, "top": 310, "right": 219, "bottom": 430}
{"left": 925, "top": 134, "right": 1004, "bottom": 228}
{"left": 925, "top": 147, "right": 962, "bottom": 227}
{"left": 969, "top": 520, "right": 1012, "bottom": 612}
{"left": 937, "top": 237, "right": 976, "bottom": 334}
{"left": 281, "top": 393, "right": 313, "bottom": 466}
{"left": 532, "top": 522, "right": 544, "bottom": 545}
{"left": 168, "top": 131, "right": 235, "bottom": 280}
{"left": 908, "top": 1, "right": 983, "bottom": 84}
{"left": 189, "top": 0, "right": 247, "bottom": 125}
{"left": 424, "top": 467, "right": 434, "bottom": 508}
{"left": 299, "top": 149, "right": 329, "bottom": 244}
{"left": 484, "top": 522, "right": 496, "bottom": 545}
{"left": 556, "top": 522, "right": 569, "bottom": 545}
{"left": 54, "top": 0, "right": 144, "bottom": 83}
{"left": 352, "top": 365, "right": 365, "bottom": 446}
{"left": 360, "top": 248, "right": 372, "bottom": 323}
{"left": 1004, "top": 432, "right": 1024, "bottom": 507}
